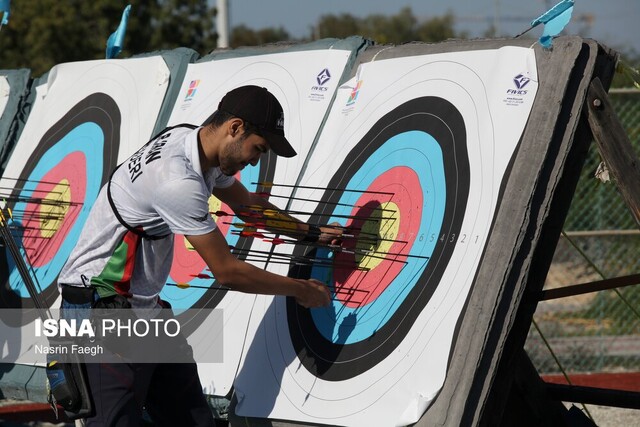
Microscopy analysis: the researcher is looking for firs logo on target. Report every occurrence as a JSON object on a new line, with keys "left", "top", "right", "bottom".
{"left": 312, "top": 68, "right": 331, "bottom": 92}
{"left": 507, "top": 73, "right": 531, "bottom": 96}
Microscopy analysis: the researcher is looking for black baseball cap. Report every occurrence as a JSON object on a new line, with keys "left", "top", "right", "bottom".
{"left": 218, "top": 85, "right": 297, "bottom": 158}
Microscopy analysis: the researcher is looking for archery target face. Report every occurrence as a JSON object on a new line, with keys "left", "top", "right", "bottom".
{"left": 234, "top": 47, "right": 538, "bottom": 426}
{"left": 0, "top": 58, "right": 169, "bottom": 316}
{"left": 288, "top": 97, "right": 469, "bottom": 380}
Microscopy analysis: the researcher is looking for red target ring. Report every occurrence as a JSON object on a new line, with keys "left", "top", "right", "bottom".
{"left": 21, "top": 151, "right": 87, "bottom": 267}
{"left": 334, "top": 166, "right": 422, "bottom": 307}
{"left": 169, "top": 200, "right": 234, "bottom": 283}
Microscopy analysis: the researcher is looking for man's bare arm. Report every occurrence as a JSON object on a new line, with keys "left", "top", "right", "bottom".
{"left": 186, "top": 228, "right": 330, "bottom": 308}
{"left": 212, "top": 180, "right": 342, "bottom": 244}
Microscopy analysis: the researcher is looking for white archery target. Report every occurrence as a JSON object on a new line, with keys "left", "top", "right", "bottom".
{"left": 234, "top": 47, "right": 538, "bottom": 426}
{"left": 162, "top": 49, "right": 352, "bottom": 396}
{"left": 0, "top": 57, "right": 170, "bottom": 364}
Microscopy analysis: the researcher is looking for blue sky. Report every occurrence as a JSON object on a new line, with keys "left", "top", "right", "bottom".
{"left": 225, "top": 0, "right": 638, "bottom": 54}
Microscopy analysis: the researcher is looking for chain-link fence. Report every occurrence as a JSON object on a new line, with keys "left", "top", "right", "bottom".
{"left": 525, "top": 88, "right": 640, "bottom": 375}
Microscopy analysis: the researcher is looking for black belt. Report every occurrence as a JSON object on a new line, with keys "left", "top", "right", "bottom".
{"left": 60, "top": 284, "right": 96, "bottom": 305}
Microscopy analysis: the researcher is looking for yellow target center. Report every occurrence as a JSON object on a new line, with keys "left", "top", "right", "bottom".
{"left": 355, "top": 202, "right": 399, "bottom": 270}
{"left": 39, "top": 179, "right": 71, "bottom": 238}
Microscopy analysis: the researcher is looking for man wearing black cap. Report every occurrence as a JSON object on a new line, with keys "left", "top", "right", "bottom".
{"left": 56, "top": 85, "right": 339, "bottom": 426}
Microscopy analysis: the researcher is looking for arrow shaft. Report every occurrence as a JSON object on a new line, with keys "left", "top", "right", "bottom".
{"left": 514, "top": 25, "right": 534, "bottom": 38}
{"left": 242, "top": 205, "right": 387, "bottom": 222}
{"left": 1, "top": 177, "right": 70, "bottom": 187}
{"left": 255, "top": 181, "right": 394, "bottom": 196}
{"left": 243, "top": 257, "right": 368, "bottom": 271}
{"left": 7, "top": 211, "right": 66, "bottom": 221}
{"left": 235, "top": 249, "right": 365, "bottom": 269}
{"left": 166, "top": 283, "right": 366, "bottom": 297}
{"left": 0, "top": 186, "right": 67, "bottom": 195}
{"left": 344, "top": 247, "right": 430, "bottom": 261}
{"left": 254, "top": 192, "right": 397, "bottom": 213}
{"left": 0, "top": 195, "right": 81, "bottom": 206}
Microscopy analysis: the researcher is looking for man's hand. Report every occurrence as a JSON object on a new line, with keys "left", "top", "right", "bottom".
{"left": 318, "top": 222, "right": 344, "bottom": 246}
{"left": 293, "top": 278, "right": 331, "bottom": 308}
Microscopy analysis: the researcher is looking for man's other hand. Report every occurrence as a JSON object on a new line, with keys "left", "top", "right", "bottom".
{"left": 319, "top": 222, "right": 344, "bottom": 246}
{"left": 293, "top": 278, "right": 331, "bottom": 308}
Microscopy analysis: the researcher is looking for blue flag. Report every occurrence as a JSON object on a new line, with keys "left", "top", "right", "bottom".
{"left": 0, "top": 0, "right": 10, "bottom": 27}
{"left": 106, "top": 5, "right": 132, "bottom": 59}
{"left": 531, "top": 0, "right": 575, "bottom": 48}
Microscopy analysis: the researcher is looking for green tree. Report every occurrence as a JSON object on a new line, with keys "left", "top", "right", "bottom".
{"left": 145, "top": 0, "right": 216, "bottom": 53}
{"left": 361, "top": 7, "right": 417, "bottom": 44}
{"left": 314, "top": 7, "right": 461, "bottom": 45}
{"left": 416, "top": 14, "right": 458, "bottom": 43}
{"left": 315, "top": 13, "right": 360, "bottom": 40}
{"left": 230, "top": 25, "right": 290, "bottom": 48}
{"left": 0, "top": 0, "right": 216, "bottom": 76}
{"left": 611, "top": 51, "right": 640, "bottom": 88}
{"left": 230, "top": 25, "right": 260, "bottom": 47}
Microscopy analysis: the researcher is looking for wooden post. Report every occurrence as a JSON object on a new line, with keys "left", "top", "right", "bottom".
{"left": 546, "top": 383, "right": 640, "bottom": 410}
{"left": 586, "top": 78, "right": 640, "bottom": 227}
{"left": 498, "top": 351, "right": 569, "bottom": 427}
